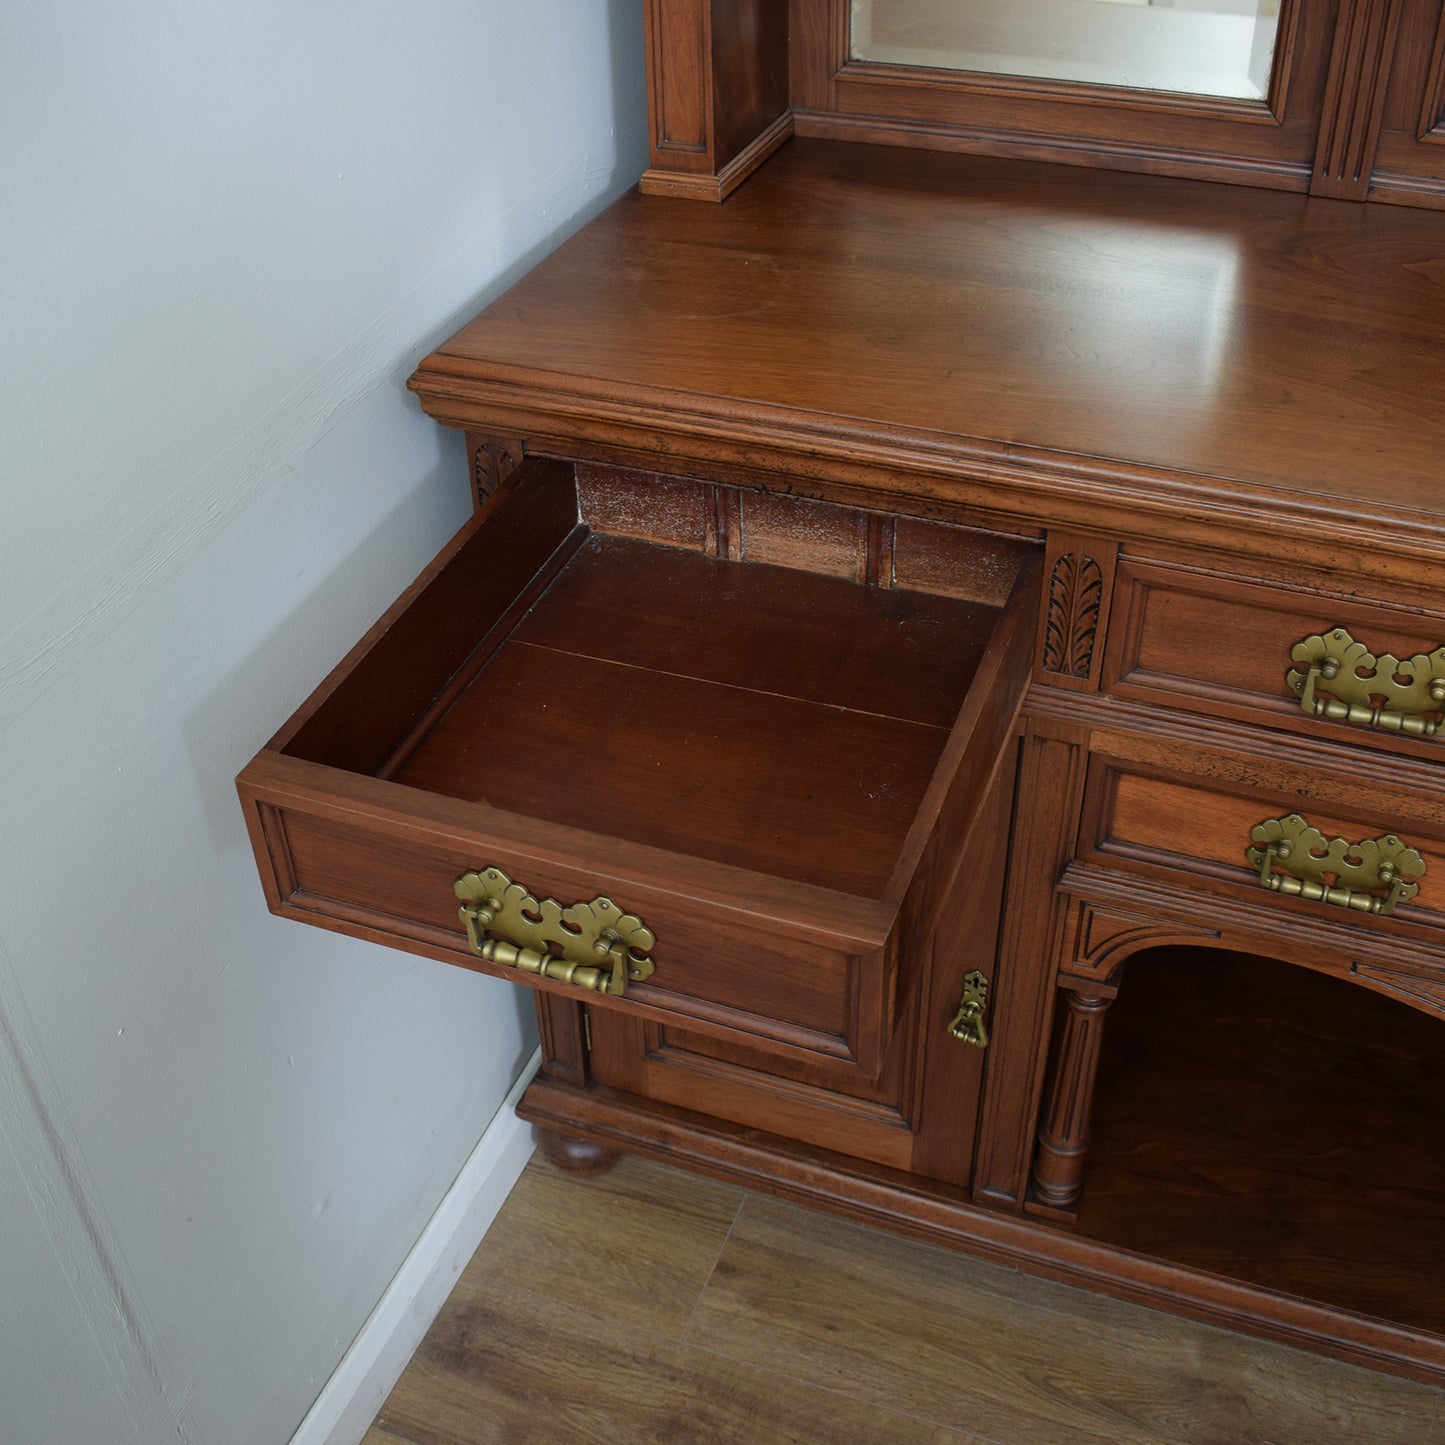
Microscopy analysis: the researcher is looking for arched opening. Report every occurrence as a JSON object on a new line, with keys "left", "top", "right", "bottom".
{"left": 1067, "top": 945, "right": 1445, "bottom": 1332}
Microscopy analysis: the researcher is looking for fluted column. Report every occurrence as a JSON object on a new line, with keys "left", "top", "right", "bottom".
{"left": 1032, "top": 989, "right": 1115, "bottom": 1211}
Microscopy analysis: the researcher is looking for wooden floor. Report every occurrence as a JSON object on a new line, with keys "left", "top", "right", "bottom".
{"left": 364, "top": 1150, "right": 1444, "bottom": 1445}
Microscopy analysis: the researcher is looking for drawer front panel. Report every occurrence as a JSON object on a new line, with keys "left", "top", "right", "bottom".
{"left": 1081, "top": 762, "right": 1445, "bottom": 934}
{"left": 1105, "top": 560, "right": 1445, "bottom": 754}
{"left": 250, "top": 780, "right": 888, "bottom": 1069}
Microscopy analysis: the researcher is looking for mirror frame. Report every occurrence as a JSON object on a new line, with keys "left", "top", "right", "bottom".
{"left": 791, "top": 0, "right": 1328, "bottom": 191}
{"left": 639, "top": 0, "right": 1445, "bottom": 208}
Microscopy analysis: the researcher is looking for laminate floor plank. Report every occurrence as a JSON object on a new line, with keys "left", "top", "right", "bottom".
{"left": 684, "top": 1194, "right": 1444, "bottom": 1445}
{"left": 376, "top": 1276, "right": 979, "bottom": 1445}
{"left": 459, "top": 1153, "right": 745, "bottom": 1338}
{"left": 368, "top": 1149, "right": 1444, "bottom": 1445}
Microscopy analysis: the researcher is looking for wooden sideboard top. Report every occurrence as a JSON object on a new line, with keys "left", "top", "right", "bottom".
{"left": 412, "top": 140, "right": 1445, "bottom": 569}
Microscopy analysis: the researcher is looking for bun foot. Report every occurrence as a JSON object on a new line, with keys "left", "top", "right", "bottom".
{"left": 537, "top": 1126, "right": 621, "bottom": 1177}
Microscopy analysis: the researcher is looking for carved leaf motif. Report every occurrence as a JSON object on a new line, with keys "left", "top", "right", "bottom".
{"left": 472, "top": 441, "right": 519, "bottom": 506}
{"left": 1043, "top": 553, "right": 1103, "bottom": 678}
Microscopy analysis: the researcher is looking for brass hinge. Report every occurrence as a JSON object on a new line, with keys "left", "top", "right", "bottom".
{"left": 947, "top": 971, "right": 990, "bottom": 1049}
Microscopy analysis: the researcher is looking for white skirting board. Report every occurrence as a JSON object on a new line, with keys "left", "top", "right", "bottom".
{"left": 290, "top": 1049, "right": 541, "bottom": 1445}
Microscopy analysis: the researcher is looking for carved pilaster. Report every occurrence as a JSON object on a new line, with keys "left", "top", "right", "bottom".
{"left": 973, "top": 726, "right": 1089, "bottom": 1207}
{"left": 1311, "top": 0, "right": 1404, "bottom": 199}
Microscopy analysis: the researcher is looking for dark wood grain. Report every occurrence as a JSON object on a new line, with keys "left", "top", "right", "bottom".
{"left": 576, "top": 466, "right": 1032, "bottom": 604}
{"left": 587, "top": 1010, "right": 920, "bottom": 1169}
{"left": 972, "top": 723, "right": 1090, "bottom": 1208}
{"left": 645, "top": 0, "right": 708, "bottom": 156}
{"left": 1370, "top": 0, "right": 1445, "bottom": 207}
{"left": 239, "top": 740, "right": 918, "bottom": 1081}
{"left": 647, "top": 1, "right": 1443, "bottom": 204}
{"left": 710, "top": 0, "right": 790, "bottom": 166}
{"left": 573, "top": 729, "right": 1018, "bottom": 1180}
{"left": 263, "top": 790, "right": 866, "bottom": 1049}
{"left": 881, "top": 550, "right": 1040, "bottom": 1038}
{"left": 906, "top": 737, "right": 1018, "bottom": 1186}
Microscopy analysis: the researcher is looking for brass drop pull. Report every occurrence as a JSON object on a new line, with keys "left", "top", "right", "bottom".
{"left": 454, "top": 867, "right": 656, "bottom": 996}
{"left": 1245, "top": 814, "right": 1425, "bottom": 917}
{"left": 1287, "top": 627, "right": 1445, "bottom": 739}
{"left": 947, "top": 970, "right": 990, "bottom": 1048}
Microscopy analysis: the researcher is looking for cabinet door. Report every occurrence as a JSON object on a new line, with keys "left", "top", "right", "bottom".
{"left": 581, "top": 742, "right": 1021, "bottom": 1188}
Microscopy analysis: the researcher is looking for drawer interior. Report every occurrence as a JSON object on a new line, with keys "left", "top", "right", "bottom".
{"left": 280, "top": 460, "right": 1031, "bottom": 902}
{"left": 247, "top": 458, "right": 1039, "bottom": 1070}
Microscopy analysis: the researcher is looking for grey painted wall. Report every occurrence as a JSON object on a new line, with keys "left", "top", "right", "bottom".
{"left": 0, "top": 4, "right": 647, "bottom": 1441}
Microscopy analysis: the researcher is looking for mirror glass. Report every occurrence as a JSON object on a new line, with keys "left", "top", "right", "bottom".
{"left": 851, "top": 0, "right": 1283, "bottom": 101}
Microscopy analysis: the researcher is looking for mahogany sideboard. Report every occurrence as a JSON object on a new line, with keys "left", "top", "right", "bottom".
{"left": 239, "top": 11, "right": 1445, "bottom": 1388}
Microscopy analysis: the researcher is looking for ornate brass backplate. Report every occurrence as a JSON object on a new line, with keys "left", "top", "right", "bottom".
{"left": 946, "top": 970, "right": 990, "bottom": 1048}
{"left": 1287, "top": 627, "right": 1445, "bottom": 737}
{"left": 454, "top": 867, "right": 656, "bottom": 996}
{"left": 1245, "top": 814, "right": 1425, "bottom": 917}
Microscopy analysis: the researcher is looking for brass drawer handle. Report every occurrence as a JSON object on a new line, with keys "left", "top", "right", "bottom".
{"left": 454, "top": 867, "right": 656, "bottom": 996}
{"left": 946, "top": 970, "right": 990, "bottom": 1048}
{"left": 1287, "top": 627, "right": 1445, "bottom": 738}
{"left": 1245, "top": 814, "right": 1425, "bottom": 917}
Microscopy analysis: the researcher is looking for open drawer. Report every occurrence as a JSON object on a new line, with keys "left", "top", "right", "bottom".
{"left": 238, "top": 460, "right": 1039, "bottom": 1078}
